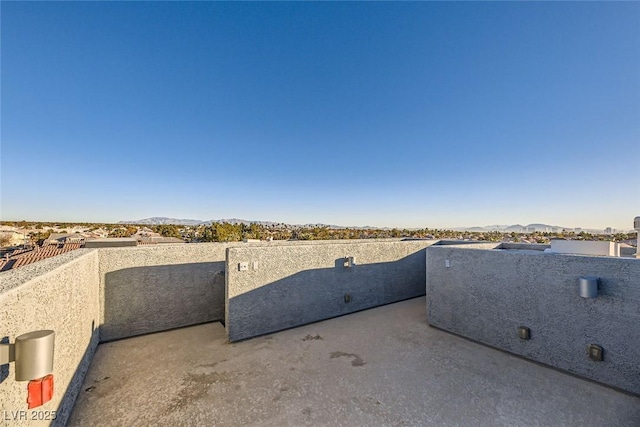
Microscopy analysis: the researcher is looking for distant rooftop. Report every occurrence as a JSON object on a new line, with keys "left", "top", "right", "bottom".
{"left": 0, "top": 242, "right": 82, "bottom": 272}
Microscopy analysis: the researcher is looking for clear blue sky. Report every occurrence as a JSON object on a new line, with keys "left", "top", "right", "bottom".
{"left": 1, "top": 2, "right": 638, "bottom": 229}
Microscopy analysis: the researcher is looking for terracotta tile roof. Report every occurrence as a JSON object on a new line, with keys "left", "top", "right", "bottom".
{"left": 0, "top": 242, "right": 83, "bottom": 272}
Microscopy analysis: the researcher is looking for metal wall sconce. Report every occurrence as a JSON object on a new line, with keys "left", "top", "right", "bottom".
{"left": 1, "top": 330, "right": 55, "bottom": 408}
{"left": 343, "top": 257, "right": 356, "bottom": 268}
{"left": 1, "top": 330, "right": 55, "bottom": 381}
{"left": 579, "top": 276, "right": 599, "bottom": 298}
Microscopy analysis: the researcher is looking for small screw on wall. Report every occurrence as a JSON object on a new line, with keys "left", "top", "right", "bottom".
{"left": 517, "top": 326, "right": 531, "bottom": 340}
{"left": 344, "top": 293, "right": 351, "bottom": 303}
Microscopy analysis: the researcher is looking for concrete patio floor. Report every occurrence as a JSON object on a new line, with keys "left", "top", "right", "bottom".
{"left": 69, "top": 297, "right": 640, "bottom": 426}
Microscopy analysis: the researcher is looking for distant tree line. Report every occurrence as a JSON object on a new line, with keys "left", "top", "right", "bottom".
{"left": 151, "top": 225, "right": 182, "bottom": 239}
{"left": 1, "top": 220, "right": 636, "bottom": 246}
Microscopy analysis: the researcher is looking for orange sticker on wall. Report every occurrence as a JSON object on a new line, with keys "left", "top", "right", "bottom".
{"left": 27, "top": 375, "right": 54, "bottom": 409}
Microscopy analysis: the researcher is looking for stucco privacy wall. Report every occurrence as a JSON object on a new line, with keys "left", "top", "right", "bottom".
{"left": 0, "top": 250, "right": 100, "bottom": 427}
{"left": 225, "top": 240, "right": 438, "bottom": 342}
{"left": 97, "top": 240, "right": 414, "bottom": 341}
{"left": 98, "top": 243, "right": 231, "bottom": 342}
{"left": 426, "top": 244, "right": 640, "bottom": 395}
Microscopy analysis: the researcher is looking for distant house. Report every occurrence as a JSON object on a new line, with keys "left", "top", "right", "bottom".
{"left": 0, "top": 231, "right": 27, "bottom": 247}
{"left": 90, "top": 228, "right": 109, "bottom": 238}
{"left": 137, "top": 236, "right": 184, "bottom": 245}
{"left": 0, "top": 241, "right": 83, "bottom": 272}
{"left": 134, "top": 229, "right": 162, "bottom": 239}
{"left": 84, "top": 238, "right": 138, "bottom": 248}
{"left": 82, "top": 232, "right": 104, "bottom": 240}
{"left": 619, "top": 243, "right": 637, "bottom": 258}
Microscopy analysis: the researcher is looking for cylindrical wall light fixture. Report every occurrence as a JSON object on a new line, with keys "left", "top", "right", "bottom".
{"left": 579, "top": 276, "right": 599, "bottom": 299}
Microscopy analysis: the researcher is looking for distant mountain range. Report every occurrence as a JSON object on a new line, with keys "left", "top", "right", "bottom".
{"left": 120, "top": 217, "right": 204, "bottom": 226}
{"left": 120, "top": 218, "right": 626, "bottom": 234}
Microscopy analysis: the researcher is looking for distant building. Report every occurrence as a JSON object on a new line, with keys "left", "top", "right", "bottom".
{"left": 47, "top": 233, "right": 85, "bottom": 244}
{"left": 619, "top": 243, "right": 637, "bottom": 258}
{"left": 134, "top": 227, "right": 161, "bottom": 239}
{"left": 0, "top": 241, "right": 82, "bottom": 271}
{"left": 137, "top": 237, "right": 184, "bottom": 245}
{"left": 90, "top": 228, "right": 109, "bottom": 238}
{"left": 84, "top": 238, "right": 138, "bottom": 248}
{"left": 604, "top": 227, "right": 612, "bottom": 234}
{"left": 82, "top": 232, "right": 104, "bottom": 240}
{"left": 549, "top": 240, "right": 620, "bottom": 257}
{"left": 0, "top": 231, "right": 27, "bottom": 247}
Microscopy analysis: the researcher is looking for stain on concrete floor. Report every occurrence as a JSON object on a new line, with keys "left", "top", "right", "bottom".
{"left": 329, "top": 351, "right": 366, "bottom": 367}
{"left": 301, "top": 334, "right": 323, "bottom": 341}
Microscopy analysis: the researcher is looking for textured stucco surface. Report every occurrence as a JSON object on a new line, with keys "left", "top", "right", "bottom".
{"left": 84, "top": 238, "right": 137, "bottom": 248}
{"left": 93, "top": 240, "right": 413, "bottom": 342}
{"left": 98, "top": 244, "right": 229, "bottom": 342}
{"left": 226, "top": 240, "right": 437, "bottom": 342}
{"left": 69, "top": 297, "right": 640, "bottom": 427}
{"left": 0, "top": 250, "right": 100, "bottom": 426}
{"left": 426, "top": 245, "right": 640, "bottom": 395}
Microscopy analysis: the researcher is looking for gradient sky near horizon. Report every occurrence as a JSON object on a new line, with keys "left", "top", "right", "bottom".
{"left": 1, "top": 2, "right": 639, "bottom": 229}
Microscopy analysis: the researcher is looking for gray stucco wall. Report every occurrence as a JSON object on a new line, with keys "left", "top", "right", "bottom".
{"left": 98, "top": 244, "right": 229, "bottom": 342}
{"left": 97, "top": 240, "right": 416, "bottom": 342}
{"left": 0, "top": 250, "right": 100, "bottom": 426}
{"left": 426, "top": 245, "right": 640, "bottom": 395}
{"left": 226, "top": 240, "right": 438, "bottom": 342}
